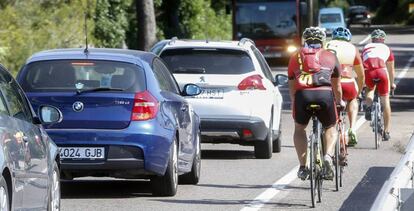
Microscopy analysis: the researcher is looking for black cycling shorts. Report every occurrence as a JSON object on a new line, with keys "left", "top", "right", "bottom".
{"left": 294, "top": 89, "right": 337, "bottom": 128}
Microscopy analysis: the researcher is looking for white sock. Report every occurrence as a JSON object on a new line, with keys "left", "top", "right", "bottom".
{"left": 324, "top": 155, "right": 332, "bottom": 162}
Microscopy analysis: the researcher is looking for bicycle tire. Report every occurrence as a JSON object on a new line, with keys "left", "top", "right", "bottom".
{"left": 309, "top": 132, "right": 316, "bottom": 208}
{"left": 334, "top": 136, "right": 340, "bottom": 191}
{"left": 374, "top": 103, "right": 379, "bottom": 149}
{"left": 316, "top": 136, "right": 323, "bottom": 203}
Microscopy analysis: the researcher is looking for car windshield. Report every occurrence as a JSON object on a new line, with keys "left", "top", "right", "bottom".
{"left": 160, "top": 49, "right": 255, "bottom": 75}
{"left": 20, "top": 60, "right": 145, "bottom": 92}
{"left": 320, "top": 13, "right": 342, "bottom": 23}
{"left": 235, "top": 0, "right": 297, "bottom": 39}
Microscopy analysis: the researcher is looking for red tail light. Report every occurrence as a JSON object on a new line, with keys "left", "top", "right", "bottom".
{"left": 238, "top": 74, "right": 266, "bottom": 90}
{"left": 131, "top": 91, "right": 159, "bottom": 121}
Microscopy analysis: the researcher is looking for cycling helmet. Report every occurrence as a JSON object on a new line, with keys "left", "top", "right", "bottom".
{"left": 332, "top": 27, "right": 352, "bottom": 41}
{"left": 303, "top": 27, "right": 326, "bottom": 43}
{"left": 371, "top": 29, "right": 386, "bottom": 41}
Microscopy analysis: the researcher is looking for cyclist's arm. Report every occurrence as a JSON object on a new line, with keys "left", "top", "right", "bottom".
{"left": 331, "top": 57, "right": 343, "bottom": 103}
{"left": 353, "top": 48, "right": 365, "bottom": 96}
{"left": 387, "top": 61, "right": 395, "bottom": 88}
{"left": 287, "top": 54, "right": 297, "bottom": 108}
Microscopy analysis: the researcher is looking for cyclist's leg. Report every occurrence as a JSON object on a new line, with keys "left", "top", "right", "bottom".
{"left": 364, "top": 69, "right": 376, "bottom": 107}
{"left": 342, "top": 79, "right": 359, "bottom": 145}
{"left": 377, "top": 68, "right": 391, "bottom": 135}
{"left": 293, "top": 90, "right": 312, "bottom": 166}
{"left": 294, "top": 123, "right": 308, "bottom": 166}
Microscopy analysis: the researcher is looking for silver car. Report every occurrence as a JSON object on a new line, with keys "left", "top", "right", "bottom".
{"left": 0, "top": 64, "right": 61, "bottom": 210}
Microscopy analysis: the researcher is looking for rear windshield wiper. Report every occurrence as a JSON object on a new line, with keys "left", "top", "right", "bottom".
{"left": 173, "top": 67, "right": 205, "bottom": 74}
{"left": 76, "top": 87, "right": 125, "bottom": 94}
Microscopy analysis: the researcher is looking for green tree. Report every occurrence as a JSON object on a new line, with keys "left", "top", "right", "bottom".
{"left": 94, "top": 0, "right": 129, "bottom": 48}
{"left": 0, "top": 0, "right": 95, "bottom": 75}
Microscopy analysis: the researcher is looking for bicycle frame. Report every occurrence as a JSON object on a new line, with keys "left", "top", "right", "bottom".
{"left": 370, "top": 85, "right": 384, "bottom": 149}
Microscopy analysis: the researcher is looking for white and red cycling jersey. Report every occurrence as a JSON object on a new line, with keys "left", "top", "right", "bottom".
{"left": 361, "top": 42, "right": 395, "bottom": 96}
{"left": 362, "top": 43, "right": 394, "bottom": 70}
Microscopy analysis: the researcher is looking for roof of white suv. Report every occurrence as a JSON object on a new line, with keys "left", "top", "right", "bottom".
{"left": 160, "top": 38, "right": 255, "bottom": 52}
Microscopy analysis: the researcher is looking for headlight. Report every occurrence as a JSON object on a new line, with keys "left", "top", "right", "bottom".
{"left": 287, "top": 45, "right": 297, "bottom": 53}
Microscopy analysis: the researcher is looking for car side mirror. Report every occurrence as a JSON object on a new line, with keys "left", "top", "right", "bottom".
{"left": 182, "top": 84, "right": 202, "bottom": 96}
{"left": 275, "top": 74, "right": 288, "bottom": 86}
{"left": 39, "top": 106, "right": 63, "bottom": 124}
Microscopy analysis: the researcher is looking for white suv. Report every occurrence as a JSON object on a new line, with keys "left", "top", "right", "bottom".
{"left": 154, "top": 38, "right": 286, "bottom": 159}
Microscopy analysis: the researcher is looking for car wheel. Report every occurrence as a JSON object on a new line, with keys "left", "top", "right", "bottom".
{"left": 0, "top": 176, "right": 10, "bottom": 211}
{"left": 254, "top": 116, "right": 273, "bottom": 159}
{"left": 151, "top": 137, "right": 178, "bottom": 196}
{"left": 179, "top": 131, "right": 201, "bottom": 184}
{"left": 48, "top": 161, "right": 60, "bottom": 211}
{"left": 273, "top": 121, "right": 282, "bottom": 153}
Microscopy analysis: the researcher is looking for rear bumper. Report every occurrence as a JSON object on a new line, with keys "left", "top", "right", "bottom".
{"left": 47, "top": 121, "right": 174, "bottom": 178}
{"left": 200, "top": 116, "right": 268, "bottom": 143}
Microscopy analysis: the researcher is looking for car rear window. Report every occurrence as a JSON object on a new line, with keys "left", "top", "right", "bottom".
{"left": 160, "top": 48, "right": 254, "bottom": 75}
{"left": 320, "top": 13, "right": 342, "bottom": 23}
{"left": 20, "top": 60, "right": 145, "bottom": 92}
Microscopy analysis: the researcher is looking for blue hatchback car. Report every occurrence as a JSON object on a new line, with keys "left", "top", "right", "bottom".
{"left": 17, "top": 48, "right": 202, "bottom": 196}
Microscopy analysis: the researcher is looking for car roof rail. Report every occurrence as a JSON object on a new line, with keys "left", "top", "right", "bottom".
{"left": 168, "top": 37, "right": 178, "bottom": 45}
{"left": 238, "top": 38, "right": 255, "bottom": 46}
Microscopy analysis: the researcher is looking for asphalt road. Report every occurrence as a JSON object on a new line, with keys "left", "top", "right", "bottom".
{"left": 60, "top": 27, "right": 414, "bottom": 211}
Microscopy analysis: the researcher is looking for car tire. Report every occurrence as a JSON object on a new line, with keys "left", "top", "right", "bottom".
{"left": 254, "top": 116, "right": 273, "bottom": 159}
{"left": 273, "top": 121, "right": 282, "bottom": 153}
{"left": 0, "top": 175, "right": 10, "bottom": 211}
{"left": 179, "top": 132, "right": 201, "bottom": 184}
{"left": 48, "top": 161, "right": 60, "bottom": 211}
{"left": 151, "top": 137, "right": 178, "bottom": 196}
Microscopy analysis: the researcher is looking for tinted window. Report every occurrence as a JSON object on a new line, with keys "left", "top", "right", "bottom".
{"left": 0, "top": 93, "right": 8, "bottom": 115}
{"left": 252, "top": 47, "right": 273, "bottom": 82}
{"left": 235, "top": 1, "right": 297, "bottom": 39}
{"left": 20, "top": 60, "right": 145, "bottom": 92}
{"left": 2, "top": 81, "right": 32, "bottom": 122}
{"left": 320, "top": 13, "right": 342, "bottom": 23}
{"left": 153, "top": 59, "right": 179, "bottom": 93}
{"left": 161, "top": 49, "right": 254, "bottom": 75}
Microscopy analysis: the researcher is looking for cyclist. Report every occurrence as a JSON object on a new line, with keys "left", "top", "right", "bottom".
{"left": 362, "top": 29, "right": 395, "bottom": 141}
{"left": 326, "top": 27, "right": 365, "bottom": 147}
{"left": 288, "top": 27, "right": 343, "bottom": 180}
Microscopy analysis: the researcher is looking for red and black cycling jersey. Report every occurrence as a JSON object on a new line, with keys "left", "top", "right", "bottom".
{"left": 288, "top": 47, "right": 341, "bottom": 91}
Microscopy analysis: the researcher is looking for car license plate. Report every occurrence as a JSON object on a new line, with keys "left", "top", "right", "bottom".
{"left": 59, "top": 147, "right": 105, "bottom": 160}
{"left": 356, "top": 14, "right": 363, "bottom": 18}
{"left": 264, "top": 52, "right": 282, "bottom": 58}
{"left": 195, "top": 88, "right": 224, "bottom": 99}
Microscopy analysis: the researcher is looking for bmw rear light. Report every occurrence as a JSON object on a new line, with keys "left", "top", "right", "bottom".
{"left": 238, "top": 74, "right": 266, "bottom": 90}
{"left": 131, "top": 91, "right": 159, "bottom": 121}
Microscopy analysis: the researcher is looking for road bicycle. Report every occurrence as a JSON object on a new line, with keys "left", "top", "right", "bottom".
{"left": 370, "top": 79, "right": 384, "bottom": 149}
{"left": 306, "top": 104, "right": 324, "bottom": 208}
{"left": 334, "top": 106, "right": 348, "bottom": 191}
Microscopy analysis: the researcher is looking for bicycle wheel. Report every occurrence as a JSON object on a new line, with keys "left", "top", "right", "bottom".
{"left": 334, "top": 135, "right": 340, "bottom": 191}
{"left": 374, "top": 103, "right": 379, "bottom": 149}
{"left": 316, "top": 137, "right": 323, "bottom": 203}
{"left": 309, "top": 134, "right": 316, "bottom": 208}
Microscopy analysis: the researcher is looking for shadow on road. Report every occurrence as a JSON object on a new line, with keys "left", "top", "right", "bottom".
{"left": 61, "top": 180, "right": 152, "bottom": 199}
{"left": 339, "top": 166, "right": 393, "bottom": 211}
{"left": 201, "top": 149, "right": 255, "bottom": 160}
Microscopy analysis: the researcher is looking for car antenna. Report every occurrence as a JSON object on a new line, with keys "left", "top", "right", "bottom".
{"left": 83, "top": 0, "right": 90, "bottom": 55}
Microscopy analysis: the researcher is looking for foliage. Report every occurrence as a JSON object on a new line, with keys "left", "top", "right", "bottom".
{"left": 94, "top": 0, "right": 130, "bottom": 48}
{"left": 0, "top": 0, "right": 95, "bottom": 75}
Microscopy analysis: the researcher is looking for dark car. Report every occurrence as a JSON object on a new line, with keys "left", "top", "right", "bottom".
{"left": 0, "top": 64, "right": 61, "bottom": 210}
{"left": 347, "top": 5, "right": 371, "bottom": 27}
{"left": 17, "top": 48, "right": 202, "bottom": 196}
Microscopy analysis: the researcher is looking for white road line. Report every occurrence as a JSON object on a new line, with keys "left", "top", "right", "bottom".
{"left": 241, "top": 55, "right": 414, "bottom": 211}
{"left": 358, "top": 35, "right": 371, "bottom": 45}
{"left": 240, "top": 166, "right": 299, "bottom": 211}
